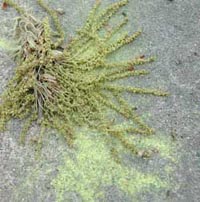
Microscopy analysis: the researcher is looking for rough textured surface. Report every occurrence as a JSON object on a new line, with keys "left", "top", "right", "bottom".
{"left": 0, "top": 0, "right": 200, "bottom": 202}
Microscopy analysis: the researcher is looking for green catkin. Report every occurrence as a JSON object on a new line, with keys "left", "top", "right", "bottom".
{"left": 99, "top": 69, "right": 150, "bottom": 83}
{"left": 20, "top": 112, "right": 37, "bottom": 144}
{"left": 104, "top": 17, "right": 128, "bottom": 41}
{"left": 0, "top": 0, "right": 168, "bottom": 155}
{"left": 4, "top": 0, "right": 26, "bottom": 15}
{"left": 104, "top": 85, "right": 169, "bottom": 96}
{"left": 37, "top": 0, "right": 65, "bottom": 48}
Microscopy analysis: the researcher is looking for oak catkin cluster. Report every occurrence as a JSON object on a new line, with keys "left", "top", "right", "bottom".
{"left": 0, "top": 0, "right": 168, "bottom": 156}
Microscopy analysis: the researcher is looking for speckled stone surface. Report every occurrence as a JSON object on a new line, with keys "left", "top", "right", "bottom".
{"left": 0, "top": 0, "right": 200, "bottom": 201}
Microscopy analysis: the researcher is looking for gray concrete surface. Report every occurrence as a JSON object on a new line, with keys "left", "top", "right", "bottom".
{"left": 0, "top": 0, "right": 200, "bottom": 201}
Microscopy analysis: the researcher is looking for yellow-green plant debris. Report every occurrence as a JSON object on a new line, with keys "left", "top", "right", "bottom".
{"left": 0, "top": 0, "right": 168, "bottom": 155}
{"left": 52, "top": 131, "right": 170, "bottom": 202}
